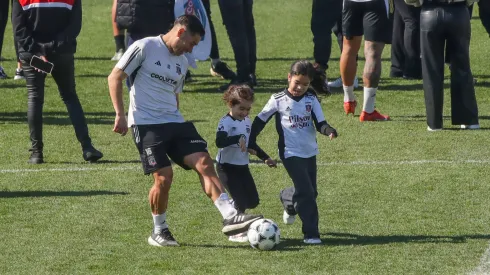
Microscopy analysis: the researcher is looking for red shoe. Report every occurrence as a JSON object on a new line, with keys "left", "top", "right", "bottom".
{"left": 343, "top": 101, "right": 357, "bottom": 115}
{"left": 359, "top": 110, "right": 390, "bottom": 122}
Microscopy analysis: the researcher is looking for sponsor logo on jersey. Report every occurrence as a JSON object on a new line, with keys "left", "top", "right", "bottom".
{"left": 288, "top": 115, "right": 311, "bottom": 129}
{"left": 155, "top": 61, "right": 161, "bottom": 66}
{"left": 150, "top": 73, "right": 177, "bottom": 86}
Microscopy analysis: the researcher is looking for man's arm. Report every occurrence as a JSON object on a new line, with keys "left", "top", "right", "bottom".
{"left": 108, "top": 67, "right": 129, "bottom": 135}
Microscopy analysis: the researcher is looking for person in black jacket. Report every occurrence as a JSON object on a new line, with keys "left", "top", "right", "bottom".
{"left": 12, "top": 0, "right": 103, "bottom": 164}
{"left": 415, "top": 0, "right": 479, "bottom": 130}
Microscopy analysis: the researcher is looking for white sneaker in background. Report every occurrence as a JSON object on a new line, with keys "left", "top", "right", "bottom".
{"left": 461, "top": 124, "right": 480, "bottom": 130}
{"left": 327, "top": 76, "right": 359, "bottom": 88}
{"left": 111, "top": 49, "right": 124, "bottom": 61}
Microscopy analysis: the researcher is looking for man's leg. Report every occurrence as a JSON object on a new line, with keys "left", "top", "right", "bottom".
{"left": 0, "top": 0, "right": 8, "bottom": 59}
{"left": 147, "top": 166, "right": 179, "bottom": 246}
{"left": 340, "top": 36, "right": 362, "bottom": 115}
{"left": 390, "top": 1, "right": 405, "bottom": 78}
{"left": 203, "top": 0, "right": 236, "bottom": 80}
{"left": 183, "top": 152, "right": 262, "bottom": 236}
{"left": 49, "top": 54, "right": 102, "bottom": 161}
{"left": 360, "top": 40, "right": 390, "bottom": 121}
{"left": 111, "top": 0, "right": 125, "bottom": 61}
{"left": 217, "top": 0, "right": 250, "bottom": 84}
{"left": 399, "top": 0, "right": 421, "bottom": 79}
{"left": 446, "top": 5, "right": 479, "bottom": 127}
{"left": 243, "top": 0, "right": 257, "bottom": 82}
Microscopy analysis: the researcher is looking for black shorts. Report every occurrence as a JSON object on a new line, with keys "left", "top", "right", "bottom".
{"left": 132, "top": 122, "right": 208, "bottom": 175}
{"left": 342, "top": 0, "right": 394, "bottom": 43}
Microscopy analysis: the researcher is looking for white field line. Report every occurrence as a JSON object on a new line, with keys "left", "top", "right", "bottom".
{"left": 470, "top": 244, "right": 490, "bottom": 275}
{"left": 1, "top": 159, "right": 489, "bottom": 174}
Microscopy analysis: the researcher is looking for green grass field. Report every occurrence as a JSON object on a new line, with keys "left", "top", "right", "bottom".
{"left": 2, "top": 1, "right": 490, "bottom": 274}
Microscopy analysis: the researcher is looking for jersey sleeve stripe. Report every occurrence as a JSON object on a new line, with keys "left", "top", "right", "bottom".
{"left": 121, "top": 47, "right": 142, "bottom": 71}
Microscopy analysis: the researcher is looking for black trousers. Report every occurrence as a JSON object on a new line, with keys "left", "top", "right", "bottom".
{"left": 216, "top": 163, "right": 259, "bottom": 213}
{"left": 280, "top": 156, "right": 319, "bottom": 239}
{"left": 311, "top": 0, "right": 343, "bottom": 69}
{"left": 479, "top": 1, "right": 490, "bottom": 36}
{"left": 0, "top": 0, "right": 9, "bottom": 58}
{"left": 202, "top": 0, "right": 220, "bottom": 60}
{"left": 421, "top": 3, "right": 478, "bottom": 129}
{"left": 390, "top": 0, "right": 421, "bottom": 78}
{"left": 21, "top": 53, "right": 92, "bottom": 151}
{"left": 217, "top": 0, "right": 256, "bottom": 81}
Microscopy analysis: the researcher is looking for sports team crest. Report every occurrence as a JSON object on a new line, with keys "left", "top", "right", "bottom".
{"left": 176, "top": 64, "right": 182, "bottom": 75}
{"left": 306, "top": 104, "right": 312, "bottom": 113}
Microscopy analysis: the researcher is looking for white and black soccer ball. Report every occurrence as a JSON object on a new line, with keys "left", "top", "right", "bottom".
{"left": 247, "top": 218, "right": 280, "bottom": 250}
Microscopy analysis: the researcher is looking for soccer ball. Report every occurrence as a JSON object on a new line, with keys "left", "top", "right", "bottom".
{"left": 247, "top": 218, "right": 280, "bottom": 250}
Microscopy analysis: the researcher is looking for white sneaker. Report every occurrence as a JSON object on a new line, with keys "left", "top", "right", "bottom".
{"left": 111, "top": 49, "right": 124, "bottom": 61}
{"left": 228, "top": 232, "right": 248, "bottom": 243}
{"left": 304, "top": 238, "right": 322, "bottom": 244}
{"left": 327, "top": 76, "right": 359, "bottom": 88}
{"left": 427, "top": 126, "right": 442, "bottom": 132}
{"left": 461, "top": 124, "right": 480, "bottom": 130}
{"left": 283, "top": 210, "right": 296, "bottom": 225}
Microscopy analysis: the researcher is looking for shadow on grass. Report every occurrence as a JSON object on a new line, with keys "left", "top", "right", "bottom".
{"left": 390, "top": 115, "right": 490, "bottom": 123}
{"left": 0, "top": 190, "right": 129, "bottom": 198}
{"left": 321, "top": 232, "right": 490, "bottom": 245}
{"left": 0, "top": 112, "right": 208, "bottom": 125}
{"left": 181, "top": 239, "right": 303, "bottom": 251}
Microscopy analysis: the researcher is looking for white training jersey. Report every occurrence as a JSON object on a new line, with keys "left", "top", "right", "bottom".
{"left": 257, "top": 90, "right": 326, "bottom": 159}
{"left": 216, "top": 115, "right": 251, "bottom": 165}
{"left": 115, "top": 36, "right": 188, "bottom": 126}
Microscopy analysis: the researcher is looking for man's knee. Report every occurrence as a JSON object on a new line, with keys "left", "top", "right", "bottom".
{"left": 153, "top": 168, "right": 173, "bottom": 190}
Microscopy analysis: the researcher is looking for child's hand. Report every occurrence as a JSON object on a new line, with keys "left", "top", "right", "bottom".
{"left": 329, "top": 132, "right": 337, "bottom": 140}
{"left": 265, "top": 158, "right": 277, "bottom": 168}
{"left": 239, "top": 135, "right": 247, "bottom": 152}
{"left": 247, "top": 148, "right": 257, "bottom": 155}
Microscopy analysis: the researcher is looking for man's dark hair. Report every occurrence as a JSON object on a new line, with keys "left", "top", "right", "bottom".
{"left": 174, "top": 15, "right": 205, "bottom": 37}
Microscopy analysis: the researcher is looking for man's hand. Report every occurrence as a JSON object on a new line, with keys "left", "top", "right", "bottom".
{"left": 113, "top": 115, "right": 128, "bottom": 136}
{"left": 265, "top": 158, "right": 277, "bottom": 168}
{"left": 33, "top": 56, "right": 48, "bottom": 73}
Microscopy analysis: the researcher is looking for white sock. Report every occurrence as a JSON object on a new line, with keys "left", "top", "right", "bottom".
{"left": 214, "top": 193, "right": 237, "bottom": 219}
{"left": 362, "top": 87, "right": 377, "bottom": 113}
{"left": 211, "top": 58, "right": 221, "bottom": 66}
{"left": 152, "top": 212, "right": 168, "bottom": 234}
{"left": 343, "top": 85, "right": 355, "bottom": 102}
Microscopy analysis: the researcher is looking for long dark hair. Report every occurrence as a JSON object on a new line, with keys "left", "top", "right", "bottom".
{"left": 289, "top": 60, "right": 319, "bottom": 98}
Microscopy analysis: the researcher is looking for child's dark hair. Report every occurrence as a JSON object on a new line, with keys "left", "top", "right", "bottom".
{"left": 289, "top": 60, "right": 319, "bottom": 99}
{"left": 290, "top": 60, "right": 316, "bottom": 80}
{"left": 223, "top": 84, "right": 254, "bottom": 107}
{"left": 174, "top": 15, "right": 205, "bottom": 37}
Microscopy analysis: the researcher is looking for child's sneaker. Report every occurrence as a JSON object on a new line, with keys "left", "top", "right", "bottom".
{"left": 228, "top": 232, "right": 249, "bottom": 243}
{"left": 283, "top": 210, "right": 296, "bottom": 225}
{"left": 14, "top": 68, "right": 25, "bottom": 80}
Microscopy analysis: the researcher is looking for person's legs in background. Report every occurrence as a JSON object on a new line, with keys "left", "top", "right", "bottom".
{"left": 0, "top": 0, "right": 9, "bottom": 79}
{"left": 202, "top": 0, "right": 236, "bottom": 81}
{"left": 111, "top": 0, "right": 126, "bottom": 61}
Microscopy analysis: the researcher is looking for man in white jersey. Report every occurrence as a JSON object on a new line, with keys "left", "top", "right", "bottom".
{"left": 108, "top": 15, "right": 262, "bottom": 247}
{"left": 340, "top": 0, "right": 393, "bottom": 121}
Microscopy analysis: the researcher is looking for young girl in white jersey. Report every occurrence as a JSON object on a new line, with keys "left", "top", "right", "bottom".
{"left": 215, "top": 84, "right": 277, "bottom": 242}
{"left": 249, "top": 60, "right": 338, "bottom": 244}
